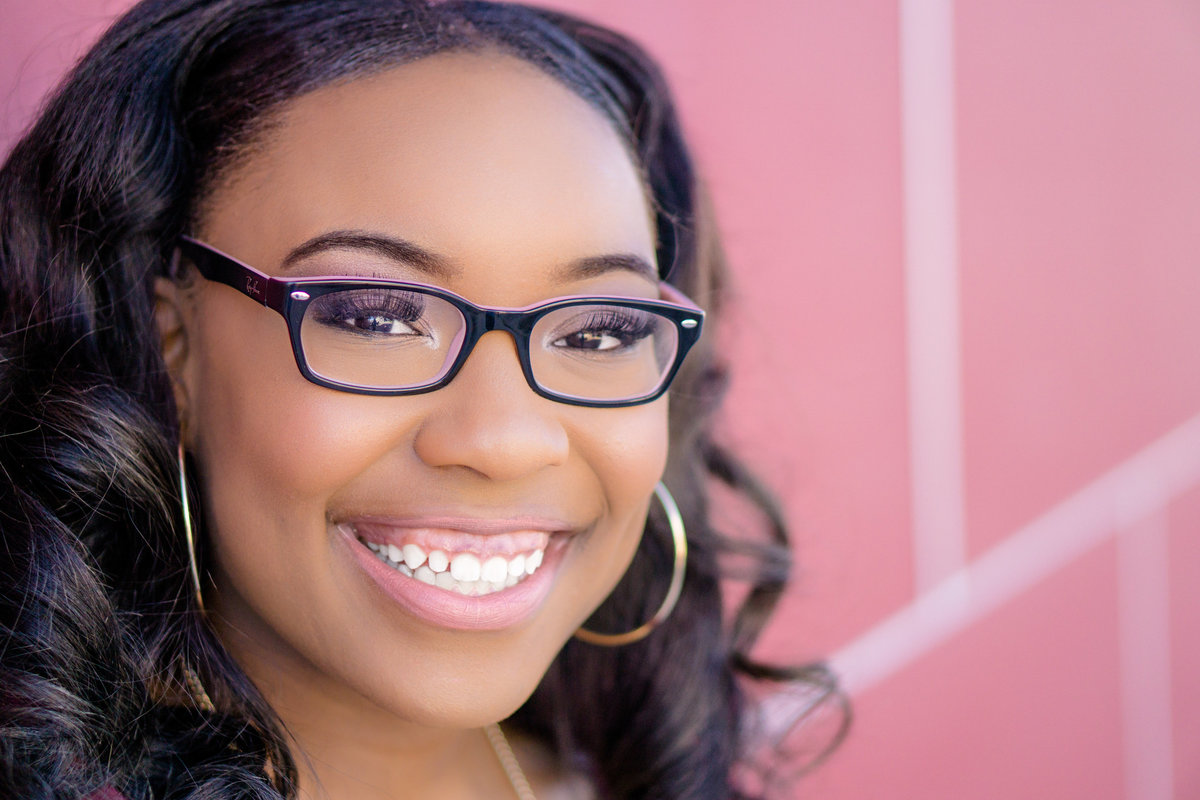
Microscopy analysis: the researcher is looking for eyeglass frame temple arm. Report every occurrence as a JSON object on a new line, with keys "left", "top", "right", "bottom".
{"left": 177, "top": 236, "right": 290, "bottom": 310}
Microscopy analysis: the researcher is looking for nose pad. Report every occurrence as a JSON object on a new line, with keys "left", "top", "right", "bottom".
{"left": 411, "top": 330, "right": 569, "bottom": 480}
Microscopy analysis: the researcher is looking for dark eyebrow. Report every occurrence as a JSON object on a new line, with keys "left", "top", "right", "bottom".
{"left": 281, "top": 231, "right": 458, "bottom": 279}
{"left": 283, "top": 231, "right": 655, "bottom": 284}
{"left": 559, "top": 253, "right": 658, "bottom": 283}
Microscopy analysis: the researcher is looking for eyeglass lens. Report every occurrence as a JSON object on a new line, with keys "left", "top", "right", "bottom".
{"left": 298, "top": 287, "right": 680, "bottom": 402}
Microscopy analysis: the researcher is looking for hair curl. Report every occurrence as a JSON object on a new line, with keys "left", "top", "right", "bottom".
{"left": 0, "top": 2, "right": 844, "bottom": 798}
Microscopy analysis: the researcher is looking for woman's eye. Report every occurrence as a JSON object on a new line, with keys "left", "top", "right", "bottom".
{"left": 554, "top": 330, "right": 629, "bottom": 351}
{"left": 550, "top": 310, "right": 657, "bottom": 353}
{"left": 309, "top": 290, "right": 430, "bottom": 337}
{"left": 342, "top": 313, "right": 420, "bottom": 336}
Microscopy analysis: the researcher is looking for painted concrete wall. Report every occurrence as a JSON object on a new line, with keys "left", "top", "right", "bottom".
{"left": 3, "top": 2, "right": 1197, "bottom": 797}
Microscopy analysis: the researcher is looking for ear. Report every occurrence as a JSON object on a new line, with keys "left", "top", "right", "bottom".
{"left": 154, "top": 276, "right": 193, "bottom": 437}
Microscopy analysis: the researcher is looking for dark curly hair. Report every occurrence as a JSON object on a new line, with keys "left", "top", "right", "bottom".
{"left": 0, "top": 2, "right": 844, "bottom": 797}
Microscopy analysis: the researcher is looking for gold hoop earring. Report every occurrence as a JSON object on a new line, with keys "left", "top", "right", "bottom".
{"left": 574, "top": 482, "right": 687, "bottom": 647}
{"left": 177, "top": 441, "right": 205, "bottom": 614}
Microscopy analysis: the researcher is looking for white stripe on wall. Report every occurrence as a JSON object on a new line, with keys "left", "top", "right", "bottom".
{"left": 831, "top": 410, "right": 1200, "bottom": 696}
{"left": 900, "top": 0, "right": 967, "bottom": 593}
{"left": 1117, "top": 507, "right": 1174, "bottom": 800}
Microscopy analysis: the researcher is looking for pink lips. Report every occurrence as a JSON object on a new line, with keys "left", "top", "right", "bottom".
{"left": 335, "top": 518, "right": 572, "bottom": 631}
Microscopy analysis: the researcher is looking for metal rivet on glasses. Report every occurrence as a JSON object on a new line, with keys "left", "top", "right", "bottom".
{"left": 681, "top": 319, "right": 698, "bottom": 329}
{"left": 290, "top": 290, "right": 311, "bottom": 301}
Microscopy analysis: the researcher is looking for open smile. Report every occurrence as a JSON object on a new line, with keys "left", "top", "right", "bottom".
{"left": 351, "top": 524, "right": 549, "bottom": 597}
{"left": 335, "top": 518, "right": 578, "bottom": 631}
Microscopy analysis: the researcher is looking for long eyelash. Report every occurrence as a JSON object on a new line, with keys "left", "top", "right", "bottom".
{"left": 314, "top": 290, "right": 426, "bottom": 322}
{"left": 577, "top": 310, "right": 658, "bottom": 336}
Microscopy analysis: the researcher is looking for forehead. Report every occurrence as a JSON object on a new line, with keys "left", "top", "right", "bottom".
{"left": 198, "top": 51, "right": 656, "bottom": 296}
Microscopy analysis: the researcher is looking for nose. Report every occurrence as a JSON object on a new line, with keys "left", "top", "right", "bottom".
{"left": 411, "top": 330, "right": 569, "bottom": 481}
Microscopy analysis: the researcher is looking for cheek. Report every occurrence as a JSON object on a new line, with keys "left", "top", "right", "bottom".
{"left": 563, "top": 399, "right": 671, "bottom": 586}
{"left": 185, "top": 288, "right": 413, "bottom": 538}
{"left": 187, "top": 286, "right": 396, "bottom": 484}
{"left": 570, "top": 394, "right": 668, "bottom": 494}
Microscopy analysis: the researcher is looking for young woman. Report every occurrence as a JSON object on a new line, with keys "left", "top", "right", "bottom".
{"left": 0, "top": 2, "right": 841, "bottom": 798}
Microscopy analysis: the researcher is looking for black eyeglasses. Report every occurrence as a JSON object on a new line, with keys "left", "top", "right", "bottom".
{"left": 177, "top": 237, "right": 704, "bottom": 408}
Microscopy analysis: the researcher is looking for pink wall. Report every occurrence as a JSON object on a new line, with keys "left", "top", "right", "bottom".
{"left": 4, "top": 2, "right": 1198, "bottom": 798}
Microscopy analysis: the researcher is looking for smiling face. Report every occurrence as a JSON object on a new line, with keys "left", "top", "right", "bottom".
{"left": 165, "top": 52, "right": 668, "bottom": 734}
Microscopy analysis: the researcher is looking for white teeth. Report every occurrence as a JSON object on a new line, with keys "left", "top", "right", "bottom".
{"left": 481, "top": 556, "right": 508, "bottom": 583}
{"left": 360, "top": 536, "right": 546, "bottom": 597}
{"left": 450, "top": 552, "right": 482, "bottom": 582}
{"left": 402, "top": 543, "right": 426, "bottom": 570}
{"left": 427, "top": 549, "right": 450, "bottom": 574}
